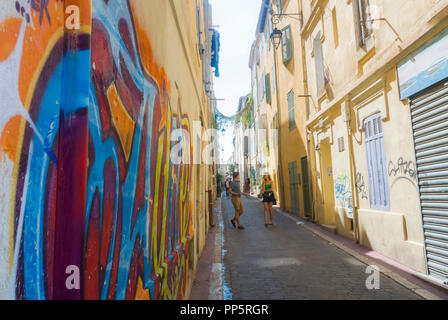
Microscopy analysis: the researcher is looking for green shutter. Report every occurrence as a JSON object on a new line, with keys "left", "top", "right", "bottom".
{"left": 281, "top": 25, "right": 292, "bottom": 64}
{"left": 288, "top": 90, "right": 295, "bottom": 129}
{"left": 265, "top": 73, "right": 272, "bottom": 104}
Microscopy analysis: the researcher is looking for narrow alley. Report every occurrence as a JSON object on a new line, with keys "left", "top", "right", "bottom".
{"left": 219, "top": 197, "right": 421, "bottom": 300}
{"left": 2, "top": 0, "right": 448, "bottom": 304}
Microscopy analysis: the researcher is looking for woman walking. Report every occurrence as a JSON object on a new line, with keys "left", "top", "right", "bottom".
{"left": 261, "top": 173, "right": 275, "bottom": 227}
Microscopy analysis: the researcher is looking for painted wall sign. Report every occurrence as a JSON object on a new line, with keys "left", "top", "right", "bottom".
{"left": 397, "top": 26, "right": 448, "bottom": 100}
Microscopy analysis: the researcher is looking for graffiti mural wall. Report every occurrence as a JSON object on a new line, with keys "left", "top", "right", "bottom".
{"left": 0, "top": 0, "right": 71, "bottom": 300}
{"left": 85, "top": 0, "right": 193, "bottom": 300}
{"left": 0, "top": 0, "right": 196, "bottom": 300}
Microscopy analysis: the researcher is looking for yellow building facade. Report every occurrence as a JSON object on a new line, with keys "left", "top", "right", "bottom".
{"left": 302, "top": 0, "right": 448, "bottom": 284}
{"left": 250, "top": 0, "right": 312, "bottom": 218}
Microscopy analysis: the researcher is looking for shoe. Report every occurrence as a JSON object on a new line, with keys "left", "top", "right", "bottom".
{"left": 238, "top": 225, "right": 245, "bottom": 230}
{"left": 265, "top": 224, "right": 268, "bottom": 228}
{"left": 231, "top": 220, "right": 236, "bottom": 228}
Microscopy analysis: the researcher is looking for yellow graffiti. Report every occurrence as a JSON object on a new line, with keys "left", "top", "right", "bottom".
{"left": 149, "top": 94, "right": 192, "bottom": 298}
{"left": 107, "top": 84, "right": 136, "bottom": 161}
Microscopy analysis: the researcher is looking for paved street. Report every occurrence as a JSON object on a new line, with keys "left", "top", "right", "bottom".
{"left": 221, "top": 197, "right": 422, "bottom": 300}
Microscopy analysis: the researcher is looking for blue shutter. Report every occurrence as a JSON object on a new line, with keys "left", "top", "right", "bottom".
{"left": 364, "top": 114, "right": 390, "bottom": 210}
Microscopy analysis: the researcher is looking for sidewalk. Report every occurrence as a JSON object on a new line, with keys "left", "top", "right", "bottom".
{"left": 189, "top": 197, "right": 223, "bottom": 300}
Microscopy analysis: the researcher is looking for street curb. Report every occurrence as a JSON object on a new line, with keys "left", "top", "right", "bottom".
{"left": 208, "top": 198, "right": 223, "bottom": 300}
{"left": 266, "top": 203, "right": 442, "bottom": 300}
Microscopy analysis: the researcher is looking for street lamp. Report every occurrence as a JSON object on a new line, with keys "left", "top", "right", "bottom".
{"left": 267, "top": 6, "right": 304, "bottom": 210}
{"left": 270, "top": 27, "right": 282, "bottom": 49}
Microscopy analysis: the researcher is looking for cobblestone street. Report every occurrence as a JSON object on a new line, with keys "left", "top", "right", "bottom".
{"left": 221, "top": 197, "right": 422, "bottom": 300}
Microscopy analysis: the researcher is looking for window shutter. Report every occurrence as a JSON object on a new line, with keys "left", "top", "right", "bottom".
{"left": 313, "top": 32, "right": 325, "bottom": 94}
{"left": 266, "top": 17, "right": 271, "bottom": 52}
{"left": 288, "top": 90, "right": 295, "bottom": 129}
{"left": 195, "top": 0, "right": 202, "bottom": 56}
{"left": 281, "top": 25, "right": 292, "bottom": 64}
{"left": 364, "top": 114, "right": 390, "bottom": 210}
{"left": 265, "top": 73, "right": 272, "bottom": 104}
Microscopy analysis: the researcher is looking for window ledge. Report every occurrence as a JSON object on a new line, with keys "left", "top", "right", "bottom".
{"left": 356, "top": 35, "right": 375, "bottom": 64}
{"left": 351, "top": 78, "right": 388, "bottom": 131}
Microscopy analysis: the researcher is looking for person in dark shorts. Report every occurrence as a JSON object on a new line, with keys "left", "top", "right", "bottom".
{"left": 262, "top": 173, "right": 275, "bottom": 227}
{"left": 229, "top": 172, "right": 249, "bottom": 230}
{"left": 244, "top": 178, "right": 251, "bottom": 194}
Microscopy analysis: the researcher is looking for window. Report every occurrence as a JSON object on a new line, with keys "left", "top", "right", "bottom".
{"left": 272, "top": 65, "right": 276, "bottom": 94}
{"left": 271, "top": 113, "right": 279, "bottom": 149}
{"left": 266, "top": 15, "right": 271, "bottom": 52}
{"left": 355, "top": 0, "right": 373, "bottom": 47}
{"left": 338, "top": 137, "right": 345, "bottom": 152}
{"left": 313, "top": 32, "right": 325, "bottom": 94}
{"left": 265, "top": 73, "right": 272, "bottom": 104}
{"left": 195, "top": 0, "right": 203, "bottom": 56}
{"left": 288, "top": 90, "right": 295, "bottom": 129}
{"left": 364, "top": 114, "right": 390, "bottom": 211}
{"left": 258, "top": 71, "right": 265, "bottom": 104}
{"left": 281, "top": 25, "right": 292, "bottom": 64}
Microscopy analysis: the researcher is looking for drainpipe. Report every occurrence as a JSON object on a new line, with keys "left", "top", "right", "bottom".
{"left": 298, "top": 0, "right": 316, "bottom": 221}
{"left": 272, "top": 36, "right": 286, "bottom": 209}
{"left": 344, "top": 96, "right": 361, "bottom": 243}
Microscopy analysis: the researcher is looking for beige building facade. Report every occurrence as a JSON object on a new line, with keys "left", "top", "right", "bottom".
{"left": 302, "top": 0, "right": 448, "bottom": 286}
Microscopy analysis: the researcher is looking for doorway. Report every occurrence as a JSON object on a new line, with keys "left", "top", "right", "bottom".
{"left": 301, "top": 157, "right": 312, "bottom": 218}
{"left": 319, "top": 139, "right": 336, "bottom": 226}
{"left": 288, "top": 161, "right": 300, "bottom": 215}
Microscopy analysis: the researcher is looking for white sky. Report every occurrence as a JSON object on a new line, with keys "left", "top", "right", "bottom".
{"left": 210, "top": 0, "right": 260, "bottom": 117}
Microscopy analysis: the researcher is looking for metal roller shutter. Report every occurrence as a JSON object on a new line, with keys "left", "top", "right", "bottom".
{"left": 410, "top": 82, "right": 448, "bottom": 285}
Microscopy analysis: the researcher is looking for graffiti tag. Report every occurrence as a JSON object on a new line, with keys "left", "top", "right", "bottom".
{"left": 356, "top": 172, "right": 368, "bottom": 200}
{"left": 388, "top": 157, "right": 417, "bottom": 188}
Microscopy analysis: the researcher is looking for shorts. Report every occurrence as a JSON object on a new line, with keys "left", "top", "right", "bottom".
{"left": 262, "top": 191, "right": 275, "bottom": 203}
{"left": 231, "top": 197, "right": 243, "bottom": 212}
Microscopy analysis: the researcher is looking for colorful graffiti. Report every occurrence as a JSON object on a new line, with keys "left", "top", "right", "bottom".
{"left": 0, "top": 0, "right": 194, "bottom": 300}
{"left": 0, "top": 0, "right": 70, "bottom": 300}
{"left": 83, "top": 0, "right": 193, "bottom": 300}
{"left": 334, "top": 175, "right": 353, "bottom": 218}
